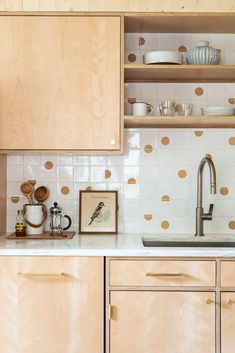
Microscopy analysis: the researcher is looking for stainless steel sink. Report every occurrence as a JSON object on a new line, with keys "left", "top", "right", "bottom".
{"left": 142, "top": 238, "right": 235, "bottom": 248}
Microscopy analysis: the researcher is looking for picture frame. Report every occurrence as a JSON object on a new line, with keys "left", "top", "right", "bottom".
{"left": 79, "top": 190, "right": 118, "bottom": 234}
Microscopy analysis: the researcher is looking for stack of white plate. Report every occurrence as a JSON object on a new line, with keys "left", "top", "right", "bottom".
{"left": 201, "top": 106, "right": 235, "bottom": 116}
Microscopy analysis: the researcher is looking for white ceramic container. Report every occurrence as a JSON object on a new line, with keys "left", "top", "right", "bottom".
{"left": 143, "top": 51, "right": 182, "bottom": 65}
{"left": 25, "top": 204, "right": 44, "bottom": 235}
{"left": 186, "top": 40, "right": 220, "bottom": 65}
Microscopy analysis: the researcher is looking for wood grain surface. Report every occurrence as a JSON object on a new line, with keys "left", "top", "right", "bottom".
{"left": 0, "top": 16, "right": 121, "bottom": 151}
{"left": 0, "top": 256, "right": 104, "bottom": 353}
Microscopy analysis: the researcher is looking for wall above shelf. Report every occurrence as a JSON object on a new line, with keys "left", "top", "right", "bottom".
{"left": 124, "top": 115, "right": 235, "bottom": 128}
{"left": 124, "top": 64, "right": 235, "bottom": 83}
{"left": 124, "top": 13, "right": 235, "bottom": 33}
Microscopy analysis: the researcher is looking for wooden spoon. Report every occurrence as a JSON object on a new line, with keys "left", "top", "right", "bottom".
{"left": 20, "top": 182, "right": 34, "bottom": 204}
{"left": 34, "top": 186, "right": 49, "bottom": 204}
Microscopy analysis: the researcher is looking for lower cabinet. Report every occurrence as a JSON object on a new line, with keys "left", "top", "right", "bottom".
{"left": 221, "top": 292, "right": 235, "bottom": 353}
{"left": 0, "top": 256, "right": 104, "bottom": 353}
{"left": 110, "top": 291, "right": 216, "bottom": 353}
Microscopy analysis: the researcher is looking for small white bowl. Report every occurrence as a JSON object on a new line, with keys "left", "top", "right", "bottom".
{"left": 143, "top": 51, "right": 183, "bottom": 65}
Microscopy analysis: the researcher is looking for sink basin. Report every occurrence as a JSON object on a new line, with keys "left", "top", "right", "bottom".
{"left": 142, "top": 238, "right": 235, "bottom": 248}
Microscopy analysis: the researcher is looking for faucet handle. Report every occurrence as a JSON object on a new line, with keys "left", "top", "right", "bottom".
{"left": 202, "top": 203, "right": 214, "bottom": 221}
{"left": 208, "top": 203, "right": 214, "bottom": 216}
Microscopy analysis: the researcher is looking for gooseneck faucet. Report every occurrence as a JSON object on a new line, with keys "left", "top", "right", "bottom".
{"left": 195, "top": 155, "right": 216, "bottom": 237}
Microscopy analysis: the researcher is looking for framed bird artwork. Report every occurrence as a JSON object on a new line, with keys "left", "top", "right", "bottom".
{"left": 79, "top": 190, "right": 118, "bottom": 234}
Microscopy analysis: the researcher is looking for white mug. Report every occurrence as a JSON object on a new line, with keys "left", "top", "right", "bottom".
{"left": 132, "top": 102, "right": 153, "bottom": 116}
{"left": 24, "top": 204, "right": 45, "bottom": 235}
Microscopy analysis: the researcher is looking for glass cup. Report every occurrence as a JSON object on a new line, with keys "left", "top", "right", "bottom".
{"left": 177, "top": 103, "right": 193, "bottom": 116}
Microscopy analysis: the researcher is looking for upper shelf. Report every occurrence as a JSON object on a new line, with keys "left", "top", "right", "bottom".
{"left": 124, "top": 115, "right": 235, "bottom": 129}
{"left": 124, "top": 13, "right": 235, "bottom": 33}
{"left": 124, "top": 65, "right": 235, "bottom": 83}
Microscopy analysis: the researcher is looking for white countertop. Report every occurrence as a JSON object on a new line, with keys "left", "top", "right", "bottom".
{"left": 1, "top": 233, "right": 235, "bottom": 257}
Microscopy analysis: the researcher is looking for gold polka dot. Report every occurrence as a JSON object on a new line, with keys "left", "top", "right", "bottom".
{"left": 229, "top": 137, "right": 235, "bottom": 145}
{"left": 228, "top": 98, "right": 235, "bottom": 105}
{"left": 139, "top": 36, "right": 145, "bottom": 46}
{"left": 178, "top": 170, "right": 187, "bottom": 178}
{"left": 220, "top": 186, "right": 229, "bottom": 196}
{"left": 105, "top": 170, "right": 112, "bottom": 179}
{"left": 11, "top": 196, "right": 19, "bottom": 203}
{"left": 229, "top": 221, "right": 235, "bottom": 230}
{"left": 61, "top": 186, "right": 70, "bottom": 195}
{"left": 86, "top": 186, "right": 92, "bottom": 191}
{"left": 161, "top": 195, "right": 170, "bottom": 202}
{"left": 195, "top": 87, "right": 204, "bottom": 96}
{"left": 161, "top": 136, "right": 170, "bottom": 145}
{"left": 194, "top": 131, "right": 203, "bottom": 137}
{"left": 128, "top": 97, "right": 136, "bottom": 104}
{"left": 128, "top": 178, "right": 136, "bottom": 184}
{"left": 144, "top": 214, "right": 153, "bottom": 221}
{"left": 28, "top": 179, "right": 36, "bottom": 186}
{"left": 45, "top": 161, "right": 53, "bottom": 170}
{"left": 128, "top": 53, "right": 137, "bottom": 63}
{"left": 178, "top": 45, "right": 187, "bottom": 52}
{"left": 161, "top": 220, "right": 170, "bottom": 229}
{"left": 144, "top": 144, "right": 153, "bottom": 153}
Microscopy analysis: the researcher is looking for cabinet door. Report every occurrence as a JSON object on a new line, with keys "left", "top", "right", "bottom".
{"left": 0, "top": 256, "right": 104, "bottom": 353}
{"left": 0, "top": 16, "right": 120, "bottom": 151}
{"left": 110, "top": 291, "right": 215, "bottom": 353}
{"left": 221, "top": 292, "right": 235, "bottom": 353}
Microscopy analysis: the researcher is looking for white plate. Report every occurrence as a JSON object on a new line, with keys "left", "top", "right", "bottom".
{"left": 202, "top": 112, "right": 235, "bottom": 116}
{"left": 202, "top": 106, "right": 235, "bottom": 111}
{"left": 143, "top": 51, "right": 182, "bottom": 65}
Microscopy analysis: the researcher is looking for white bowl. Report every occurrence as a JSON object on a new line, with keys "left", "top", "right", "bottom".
{"left": 143, "top": 51, "right": 183, "bottom": 65}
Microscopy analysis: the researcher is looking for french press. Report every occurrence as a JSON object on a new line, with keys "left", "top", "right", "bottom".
{"left": 49, "top": 202, "right": 72, "bottom": 235}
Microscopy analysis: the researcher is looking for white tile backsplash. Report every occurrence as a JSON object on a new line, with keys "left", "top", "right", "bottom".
{"left": 8, "top": 127, "right": 235, "bottom": 234}
{"left": 7, "top": 147, "right": 235, "bottom": 235}
{"left": 7, "top": 128, "right": 235, "bottom": 234}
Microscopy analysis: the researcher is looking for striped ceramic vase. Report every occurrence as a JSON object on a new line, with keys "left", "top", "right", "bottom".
{"left": 186, "top": 40, "right": 220, "bottom": 65}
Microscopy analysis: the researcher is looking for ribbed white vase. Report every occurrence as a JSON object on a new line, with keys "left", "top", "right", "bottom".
{"left": 186, "top": 40, "right": 220, "bottom": 65}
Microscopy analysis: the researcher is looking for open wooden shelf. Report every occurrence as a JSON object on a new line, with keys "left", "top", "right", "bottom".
{"left": 124, "top": 13, "right": 235, "bottom": 33}
{"left": 124, "top": 65, "right": 235, "bottom": 83}
{"left": 124, "top": 115, "right": 235, "bottom": 128}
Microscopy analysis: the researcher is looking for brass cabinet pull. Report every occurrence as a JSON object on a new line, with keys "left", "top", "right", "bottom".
{"left": 205, "top": 298, "right": 214, "bottom": 305}
{"left": 227, "top": 299, "right": 234, "bottom": 306}
{"left": 17, "top": 272, "right": 65, "bottom": 278}
{"left": 146, "top": 272, "right": 184, "bottom": 277}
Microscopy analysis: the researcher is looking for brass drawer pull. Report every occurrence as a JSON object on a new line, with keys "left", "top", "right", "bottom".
{"left": 17, "top": 272, "right": 65, "bottom": 278}
{"left": 146, "top": 272, "right": 184, "bottom": 277}
{"left": 227, "top": 299, "right": 235, "bottom": 305}
{"left": 205, "top": 298, "right": 214, "bottom": 305}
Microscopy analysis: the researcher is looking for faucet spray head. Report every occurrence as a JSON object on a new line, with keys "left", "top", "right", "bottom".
{"left": 211, "top": 183, "right": 216, "bottom": 194}
{"left": 205, "top": 155, "right": 217, "bottom": 195}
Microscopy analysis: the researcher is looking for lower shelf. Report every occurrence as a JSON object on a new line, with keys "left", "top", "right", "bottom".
{"left": 124, "top": 115, "right": 235, "bottom": 128}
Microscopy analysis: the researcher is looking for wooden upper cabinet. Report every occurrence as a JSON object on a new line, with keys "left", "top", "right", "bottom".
{"left": 0, "top": 256, "right": 104, "bottom": 353}
{"left": 0, "top": 16, "right": 121, "bottom": 151}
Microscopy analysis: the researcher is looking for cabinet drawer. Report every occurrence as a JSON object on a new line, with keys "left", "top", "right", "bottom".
{"left": 221, "top": 261, "right": 235, "bottom": 286}
{"left": 109, "top": 260, "right": 216, "bottom": 287}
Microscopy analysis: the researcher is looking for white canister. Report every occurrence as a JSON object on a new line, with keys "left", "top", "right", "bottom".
{"left": 24, "top": 204, "right": 44, "bottom": 235}
{"left": 132, "top": 102, "right": 153, "bottom": 116}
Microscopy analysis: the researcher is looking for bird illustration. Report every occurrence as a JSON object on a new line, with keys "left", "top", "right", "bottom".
{"left": 88, "top": 202, "right": 105, "bottom": 225}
